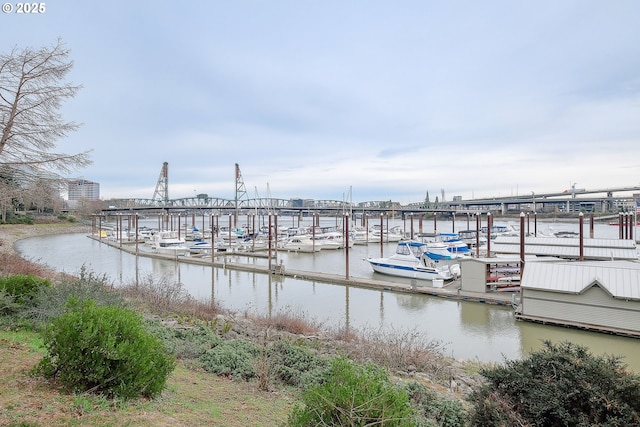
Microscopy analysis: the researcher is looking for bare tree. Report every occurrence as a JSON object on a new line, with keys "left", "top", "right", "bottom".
{"left": 0, "top": 38, "right": 91, "bottom": 179}
{"left": 0, "top": 170, "right": 22, "bottom": 222}
{"left": 24, "top": 177, "right": 59, "bottom": 213}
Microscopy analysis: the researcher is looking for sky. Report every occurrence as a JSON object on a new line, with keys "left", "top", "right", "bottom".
{"left": 2, "top": 1, "right": 640, "bottom": 204}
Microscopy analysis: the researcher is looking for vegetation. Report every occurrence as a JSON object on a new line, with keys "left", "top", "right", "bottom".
{"left": 0, "top": 39, "right": 89, "bottom": 171}
{"left": 2, "top": 224, "right": 640, "bottom": 426}
{"left": 403, "top": 381, "right": 467, "bottom": 427}
{"left": 34, "top": 298, "right": 176, "bottom": 400}
{"left": 0, "top": 251, "right": 53, "bottom": 277}
{"left": 468, "top": 340, "right": 640, "bottom": 426}
{"left": 0, "top": 274, "right": 50, "bottom": 314}
{"left": 287, "top": 356, "right": 416, "bottom": 426}
{"left": 0, "top": 213, "right": 34, "bottom": 224}
{"left": 1, "top": 40, "right": 92, "bottom": 221}
{"left": 24, "top": 266, "right": 126, "bottom": 324}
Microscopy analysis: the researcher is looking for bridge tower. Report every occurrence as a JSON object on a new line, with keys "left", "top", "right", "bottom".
{"left": 152, "top": 162, "right": 169, "bottom": 205}
{"left": 235, "top": 163, "right": 248, "bottom": 226}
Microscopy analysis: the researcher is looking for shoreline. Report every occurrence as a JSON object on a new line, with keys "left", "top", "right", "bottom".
{"left": 1, "top": 221, "right": 486, "bottom": 395}
{"left": 0, "top": 222, "right": 90, "bottom": 256}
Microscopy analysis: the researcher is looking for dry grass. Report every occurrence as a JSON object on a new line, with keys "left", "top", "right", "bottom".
{"left": 0, "top": 329, "right": 294, "bottom": 427}
{"left": 250, "top": 307, "right": 324, "bottom": 336}
{"left": 119, "top": 273, "right": 225, "bottom": 322}
{"left": 0, "top": 252, "right": 54, "bottom": 278}
{"left": 330, "top": 325, "right": 451, "bottom": 381}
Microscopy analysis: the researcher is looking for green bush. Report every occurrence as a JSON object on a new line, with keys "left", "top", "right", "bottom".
{"left": 0, "top": 288, "right": 23, "bottom": 316}
{"left": 3, "top": 215, "right": 34, "bottom": 224}
{"left": 403, "top": 381, "right": 467, "bottom": 427}
{"left": 0, "top": 274, "right": 50, "bottom": 313}
{"left": 25, "top": 266, "right": 125, "bottom": 324}
{"left": 33, "top": 298, "right": 175, "bottom": 400}
{"left": 468, "top": 340, "right": 640, "bottom": 426}
{"left": 268, "top": 340, "right": 330, "bottom": 387}
{"left": 287, "top": 356, "right": 416, "bottom": 426}
{"left": 199, "top": 339, "right": 258, "bottom": 380}
{"left": 144, "top": 320, "right": 223, "bottom": 359}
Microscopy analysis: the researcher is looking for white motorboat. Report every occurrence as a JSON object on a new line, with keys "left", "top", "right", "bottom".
{"left": 423, "top": 242, "right": 469, "bottom": 261}
{"left": 237, "top": 235, "right": 269, "bottom": 252}
{"left": 188, "top": 240, "right": 212, "bottom": 255}
{"left": 368, "top": 226, "right": 404, "bottom": 243}
{"left": 457, "top": 229, "right": 487, "bottom": 248}
{"left": 280, "top": 236, "right": 321, "bottom": 253}
{"left": 366, "top": 240, "right": 459, "bottom": 281}
{"left": 351, "top": 227, "right": 370, "bottom": 245}
{"left": 314, "top": 231, "right": 354, "bottom": 249}
{"left": 150, "top": 230, "right": 189, "bottom": 256}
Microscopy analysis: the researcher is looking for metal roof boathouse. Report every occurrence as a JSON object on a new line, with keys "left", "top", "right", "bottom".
{"left": 491, "top": 236, "right": 639, "bottom": 261}
{"left": 516, "top": 261, "right": 640, "bottom": 337}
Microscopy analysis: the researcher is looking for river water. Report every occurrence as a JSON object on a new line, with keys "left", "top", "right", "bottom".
{"left": 15, "top": 217, "right": 640, "bottom": 370}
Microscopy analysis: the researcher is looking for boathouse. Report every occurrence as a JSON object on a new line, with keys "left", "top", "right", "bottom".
{"left": 459, "top": 256, "right": 560, "bottom": 293}
{"left": 490, "top": 236, "right": 638, "bottom": 261}
{"left": 460, "top": 257, "right": 521, "bottom": 293}
{"left": 516, "top": 260, "right": 640, "bottom": 337}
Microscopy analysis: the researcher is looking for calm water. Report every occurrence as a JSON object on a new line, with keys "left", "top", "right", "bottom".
{"left": 15, "top": 217, "right": 640, "bottom": 370}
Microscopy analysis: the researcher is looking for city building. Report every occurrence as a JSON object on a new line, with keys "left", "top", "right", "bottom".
{"left": 67, "top": 179, "right": 100, "bottom": 208}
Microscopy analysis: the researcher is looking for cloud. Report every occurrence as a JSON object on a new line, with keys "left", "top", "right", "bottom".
{"left": 3, "top": 0, "right": 640, "bottom": 202}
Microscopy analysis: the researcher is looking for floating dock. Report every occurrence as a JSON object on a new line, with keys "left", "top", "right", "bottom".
{"left": 90, "top": 235, "right": 515, "bottom": 306}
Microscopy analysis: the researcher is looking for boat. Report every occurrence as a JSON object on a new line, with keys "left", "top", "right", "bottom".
{"left": 188, "top": 241, "right": 212, "bottom": 255}
{"left": 150, "top": 230, "right": 189, "bottom": 256}
{"left": 314, "top": 231, "right": 354, "bottom": 249}
{"left": 365, "top": 240, "right": 459, "bottom": 281}
{"left": 367, "top": 227, "right": 404, "bottom": 243}
{"left": 237, "top": 235, "right": 269, "bottom": 252}
{"left": 440, "top": 233, "right": 471, "bottom": 252}
{"left": 457, "top": 229, "right": 487, "bottom": 248}
{"left": 280, "top": 236, "right": 321, "bottom": 253}
{"left": 423, "top": 241, "right": 469, "bottom": 261}
{"left": 183, "top": 225, "right": 204, "bottom": 241}
{"left": 481, "top": 224, "right": 519, "bottom": 238}
{"left": 351, "top": 227, "right": 370, "bottom": 245}
{"left": 553, "top": 230, "right": 580, "bottom": 238}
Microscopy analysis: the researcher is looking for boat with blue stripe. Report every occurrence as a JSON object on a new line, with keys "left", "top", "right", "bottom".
{"left": 365, "top": 240, "right": 460, "bottom": 281}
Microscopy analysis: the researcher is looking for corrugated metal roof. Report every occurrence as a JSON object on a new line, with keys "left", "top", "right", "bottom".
{"left": 491, "top": 236, "right": 639, "bottom": 261}
{"left": 521, "top": 261, "right": 640, "bottom": 300}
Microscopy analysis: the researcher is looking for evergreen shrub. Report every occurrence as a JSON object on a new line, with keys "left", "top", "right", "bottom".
{"left": 403, "top": 381, "right": 467, "bottom": 427}
{"left": 25, "top": 266, "right": 125, "bottom": 323}
{"left": 287, "top": 356, "right": 416, "bottom": 426}
{"left": 33, "top": 298, "right": 175, "bottom": 400}
{"left": 199, "top": 339, "right": 258, "bottom": 380}
{"left": 468, "top": 340, "right": 640, "bottom": 426}
{"left": 144, "top": 320, "right": 223, "bottom": 359}
{"left": 268, "top": 340, "right": 329, "bottom": 387}
{"left": 0, "top": 274, "right": 50, "bottom": 313}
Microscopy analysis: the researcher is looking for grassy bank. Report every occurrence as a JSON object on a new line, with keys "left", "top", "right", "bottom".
{"left": 0, "top": 222, "right": 473, "bottom": 426}
{"left": 0, "top": 327, "right": 293, "bottom": 426}
{"left": 0, "top": 223, "right": 294, "bottom": 426}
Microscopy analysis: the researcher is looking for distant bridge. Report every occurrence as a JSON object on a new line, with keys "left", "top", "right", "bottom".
{"left": 103, "top": 186, "right": 640, "bottom": 216}
{"left": 101, "top": 163, "right": 639, "bottom": 217}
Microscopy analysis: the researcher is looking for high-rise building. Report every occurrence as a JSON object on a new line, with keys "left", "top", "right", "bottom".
{"left": 67, "top": 179, "right": 100, "bottom": 207}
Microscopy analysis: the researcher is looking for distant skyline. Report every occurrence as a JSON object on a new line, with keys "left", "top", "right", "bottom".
{"left": 3, "top": 1, "right": 640, "bottom": 204}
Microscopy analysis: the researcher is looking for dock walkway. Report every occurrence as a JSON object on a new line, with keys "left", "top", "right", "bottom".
{"left": 92, "top": 236, "right": 515, "bottom": 307}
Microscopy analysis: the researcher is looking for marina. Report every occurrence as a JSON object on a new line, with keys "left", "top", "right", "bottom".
{"left": 15, "top": 215, "right": 640, "bottom": 371}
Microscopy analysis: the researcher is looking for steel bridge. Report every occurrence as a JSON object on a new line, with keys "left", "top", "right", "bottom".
{"left": 101, "top": 163, "right": 640, "bottom": 217}
{"left": 103, "top": 187, "right": 640, "bottom": 216}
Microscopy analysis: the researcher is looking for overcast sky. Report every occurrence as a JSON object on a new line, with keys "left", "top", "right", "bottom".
{"left": 3, "top": 1, "right": 640, "bottom": 203}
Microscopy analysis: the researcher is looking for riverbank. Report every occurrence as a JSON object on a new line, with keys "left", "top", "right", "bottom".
{"left": 0, "top": 222, "right": 486, "bottom": 414}
{"left": 0, "top": 222, "right": 90, "bottom": 256}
